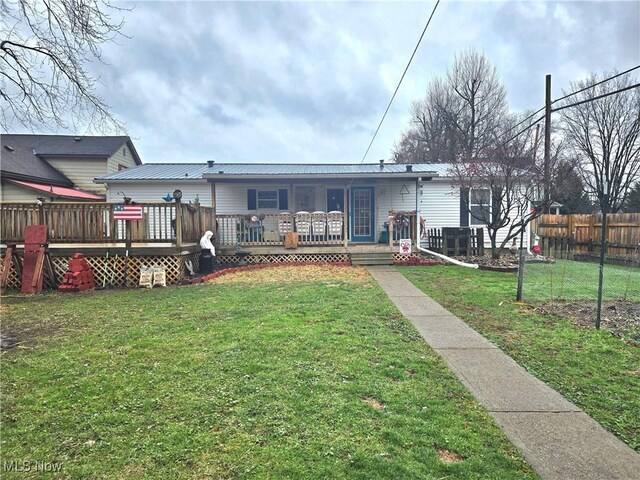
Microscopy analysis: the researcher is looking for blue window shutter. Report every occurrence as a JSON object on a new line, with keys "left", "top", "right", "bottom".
{"left": 278, "top": 189, "right": 288, "bottom": 210}
{"left": 247, "top": 189, "right": 257, "bottom": 210}
{"left": 460, "top": 188, "right": 469, "bottom": 227}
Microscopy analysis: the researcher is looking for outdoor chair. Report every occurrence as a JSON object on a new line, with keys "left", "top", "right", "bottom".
{"left": 278, "top": 212, "right": 293, "bottom": 238}
{"left": 295, "top": 211, "right": 312, "bottom": 241}
{"left": 327, "top": 211, "right": 343, "bottom": 240}
{"left": 311, "top": 211, "right": 327, "bottom": 240}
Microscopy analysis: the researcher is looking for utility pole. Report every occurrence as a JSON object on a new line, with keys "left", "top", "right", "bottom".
{"left": 596, "top": 181, "right": 609, "bottom": 329}
{"left": 544, "top": 74, "right": 552, "bottom": 208}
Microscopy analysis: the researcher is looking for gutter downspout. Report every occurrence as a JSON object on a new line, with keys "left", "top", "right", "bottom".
{"left": 414, "top": 177, "right": 479, "bottom": 269}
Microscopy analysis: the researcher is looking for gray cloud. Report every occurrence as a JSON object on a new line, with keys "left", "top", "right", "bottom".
{"left": 28, "top": 1, "right": 639, "bottom": 164}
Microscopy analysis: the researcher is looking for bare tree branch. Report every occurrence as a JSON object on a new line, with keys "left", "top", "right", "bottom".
{"left": 560, "top": 71, "right": 640, "bottom": 213}
{"left": 0, "top": 0, "right": 130, "bottom": 132}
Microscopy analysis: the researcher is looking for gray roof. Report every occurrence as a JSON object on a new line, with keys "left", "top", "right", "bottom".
{"left": 96, "top": 164, "right": 212, "bottom": 182}
{"left": 1, "top": 134, "right": 142, "bottom": 185}
{"left": 96, "top": 162, "right": 445, "bottom": 182}
{"left": 1, "top": 135, "right": 73, "bottom": 185}
{"left": 2, "top": 134, "right": 141, "bottom": 161}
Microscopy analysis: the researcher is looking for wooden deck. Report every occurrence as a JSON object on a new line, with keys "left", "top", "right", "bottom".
{"left": 219, "top": 243, "right": 395, "bottom": 256}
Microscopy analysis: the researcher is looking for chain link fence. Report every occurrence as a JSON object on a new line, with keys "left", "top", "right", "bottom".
{"left": 519, "top": 245, "right": 640, "bottom": 341}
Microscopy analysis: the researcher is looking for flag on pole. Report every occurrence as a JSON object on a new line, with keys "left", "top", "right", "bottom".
{"left": 113, "top": 204, "right": 143, "bottom": 221}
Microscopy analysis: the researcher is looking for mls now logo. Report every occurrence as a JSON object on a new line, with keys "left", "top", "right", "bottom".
{"left": 2, "top": 460, "right": 64, "bottom": 472}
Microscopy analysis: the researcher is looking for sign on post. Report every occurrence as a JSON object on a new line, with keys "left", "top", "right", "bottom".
{"left": 399, "top": 239, "right": 412, "bottom": 255}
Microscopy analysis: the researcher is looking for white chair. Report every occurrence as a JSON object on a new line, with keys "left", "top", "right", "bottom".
{"left": 327, "top": 211, "right": 343, "bottom": 240}
{"left": 311, "top": 211, "right": 326, "bottom": 239}
{"left": 278, "top": 212, "right": 293, "bottom": 238}
{"left": 295, "top": 211, "right": 311, "bottom": 241}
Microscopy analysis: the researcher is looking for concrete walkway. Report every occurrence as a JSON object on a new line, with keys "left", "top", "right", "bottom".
{"left": 367, "top": 266, "right": 640, "bottom": 480}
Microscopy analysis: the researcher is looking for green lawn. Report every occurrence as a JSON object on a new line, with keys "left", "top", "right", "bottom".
{"left": 399, "top": 266, "right": 640, "bottom": 451}
{"left": 523, "top": 259, "right": 640, "bottom": 301}
{"left": 1, "top": 267, "right": 536, "bottom": 479}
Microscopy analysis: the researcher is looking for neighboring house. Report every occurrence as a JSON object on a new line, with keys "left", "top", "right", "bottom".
{"left": 0, "top": 134, "right": 142, "bottom": 201}
{"left": 96, "top": 161, "right": 528, "bottom": 250}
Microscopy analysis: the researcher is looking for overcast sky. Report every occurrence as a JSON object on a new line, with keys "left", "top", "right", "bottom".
{"left": 84, "top": 1, "right": 640, "bottom": 163}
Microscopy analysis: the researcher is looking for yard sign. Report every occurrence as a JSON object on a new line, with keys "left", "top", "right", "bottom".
{"left": 399, "top": 239, "right": 412, "bottom": 255}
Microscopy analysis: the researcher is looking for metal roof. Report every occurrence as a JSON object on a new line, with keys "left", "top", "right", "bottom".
{"left": 96, "top": 164, "right": 212, "bottom": 182}
{"left": 96, "top": 162, "right": 447, "bottom": 182}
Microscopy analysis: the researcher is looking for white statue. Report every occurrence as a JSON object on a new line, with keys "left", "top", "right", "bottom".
{"left": 200, "top": 230, "right": 216, "bottom": 257}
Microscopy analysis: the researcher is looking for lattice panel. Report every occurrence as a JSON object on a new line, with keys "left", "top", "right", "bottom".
{"left": 0, "top": 255, "right": 21, "bottom": 290}
{"left": 1, "top": 253, "right": 197, "bottom": 291}
{"left": 393, "top": 253, "right": 427, "bottom": 262}
{"left": 216, "top": 253, "right": 350, "bottom": 265}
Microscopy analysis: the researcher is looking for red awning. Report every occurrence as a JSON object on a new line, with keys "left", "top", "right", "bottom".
{"left": 6, "top": 179, "right": 104, "bottom": 200}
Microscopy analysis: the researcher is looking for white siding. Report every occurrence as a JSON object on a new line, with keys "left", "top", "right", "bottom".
{"left": 375, "top": 180, "right": 419, "bottom": 238}
{"left": 420, "top": 181, "right": 461, "bottom": 228}
{"left": 1, "top": 181, "right": 41, "bottom": 202}
{"left": 107, "top": 144, "right": 137, "bottom": 173}
{"left": 419, "top": 179, "right": 530, "bottom": 250}
{"left": 46, "top": 157, "right": 107, "bottom": 193}
{"left": 105, "top": 181, "right": 212, "bottom": 205}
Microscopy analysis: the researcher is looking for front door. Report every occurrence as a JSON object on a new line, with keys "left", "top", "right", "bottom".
{"left": 326, "top": 188, "right": 344, "bottom": 212}
{"left": 350, "top": 186, "right": 375, "bottom": 242}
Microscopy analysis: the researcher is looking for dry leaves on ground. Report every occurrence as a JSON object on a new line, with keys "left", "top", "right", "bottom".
{"left": 209, "top": 265, "right": 371, "bottom": 285}
{"left": 361, "top": 397, "right": 386, "bottom": 410}
{"left": 437, "top": 449, "right": 465, "bottom": 464}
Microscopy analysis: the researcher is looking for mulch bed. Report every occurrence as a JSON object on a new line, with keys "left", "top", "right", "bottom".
{"left": 540, "top": 299, "right": 640, "bottom": 344}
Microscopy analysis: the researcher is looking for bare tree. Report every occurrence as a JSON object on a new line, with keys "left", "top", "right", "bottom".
{"left": 560, "top": 71, "right": 640, "bottom": 213}
{"left": 448, "top": 113, "right": 553, "bottom": 258}
{"left": 0, "top": 0, "right": 129, "bottom": 132}
{"left": 394, "top": 49, "right": 508, "bottom": 163}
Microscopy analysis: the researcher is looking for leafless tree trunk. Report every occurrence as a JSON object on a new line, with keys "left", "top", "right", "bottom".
{"left": 560, "top": 71, "right": 640, "bottom": 213}
{"left": 1, "top": 0, "right": 129, "bottom": 132}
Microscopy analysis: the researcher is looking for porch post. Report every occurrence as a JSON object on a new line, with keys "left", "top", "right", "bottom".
{"left": 210, "top": 180, "right": 217, "bottom": 245}
{"left": 343, "top": 184, "right": 348, "bottom": 247}
{"left": 289, "top": 182, "right": 295, "bottom": 212}
{"left": 175, "top": 198, "right": 183, "bottom": 248}
{"left": 415, "top": 177, "right": 421, "bottom": 246}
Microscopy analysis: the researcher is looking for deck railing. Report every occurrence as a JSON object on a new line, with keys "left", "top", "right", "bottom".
{"left": 217, "top": 212, "right": 346, "bottom": 247}
{"left": 0, "top": 201, "right": 217, "bottom": 246}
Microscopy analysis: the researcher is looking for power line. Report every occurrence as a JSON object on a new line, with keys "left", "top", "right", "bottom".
{"left": 501, "top": 114, "right": 546, "bottom": 147}
{"left": 500, "top": 105, "right": 545, "bottom": 138}
{"left": 551, "top": 64, "right": 640, "bottom": 105}
{"left": 359, "top": 0, "right": 440, "bottom": 164}
{"left": 551, "top": 82, "right": 640, "bottom": 113}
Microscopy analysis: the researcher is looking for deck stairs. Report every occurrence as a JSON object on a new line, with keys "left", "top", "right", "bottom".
{"left": 350, "top": 251, "right": 394, "bottom": 266}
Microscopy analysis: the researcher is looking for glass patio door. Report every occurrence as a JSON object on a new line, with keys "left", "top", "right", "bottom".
{"left": 350, "top": 186, "right": 375, "bottom": 242}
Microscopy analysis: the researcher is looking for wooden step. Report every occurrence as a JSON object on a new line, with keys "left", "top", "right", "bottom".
{"left": 350, "top": 252, "right": 394, "bottom": 266}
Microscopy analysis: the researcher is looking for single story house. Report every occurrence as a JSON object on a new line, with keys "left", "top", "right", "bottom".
{"left": 1, "top": 134, "right": 142, "bottom": 201}
{"left": 95, "top": 161, "right": 529, "bottom": 254}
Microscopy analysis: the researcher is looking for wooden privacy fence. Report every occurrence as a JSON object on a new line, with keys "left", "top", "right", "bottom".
{"left": 0, "top": 202, "right": 216, "bottom": 245}
{"left": 537, "top": 213, "right": 640, "bottom": 257}
{"left": 424, "top": 227, "right": 484, "bottom": 257}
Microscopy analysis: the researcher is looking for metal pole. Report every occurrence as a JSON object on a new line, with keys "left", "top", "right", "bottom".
{"left": 596, "top": 185, "right": 608, "bottom": 329}
{"left": 516, "top": 216, "right": 525, "bottom": 301}
{"left": 544, "top": 74, "right": 552, "bottom": 208}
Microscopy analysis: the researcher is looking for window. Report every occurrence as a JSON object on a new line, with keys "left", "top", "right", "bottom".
{"left": 247, "top": 189, "right": 288, "bottom": 210}
{"left": 118, "top": 164, "right": 127, "bottom": 171}
{"left": 469, "top": 188, "right": 491, "bottom": 225}
{"left": 123, "top": 147, "right": 127, "bottom": 156}
{"left": 257, "top": 190, "right": 278, "bottom": 209}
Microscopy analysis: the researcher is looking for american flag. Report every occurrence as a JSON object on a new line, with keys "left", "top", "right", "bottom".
{"left": 113, "top": 204, "right": 143, "bottom": 221}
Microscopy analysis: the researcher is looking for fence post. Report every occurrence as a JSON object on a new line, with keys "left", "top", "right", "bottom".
{"left": 175, "top": 200, "right": 183, "bottom": 248}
